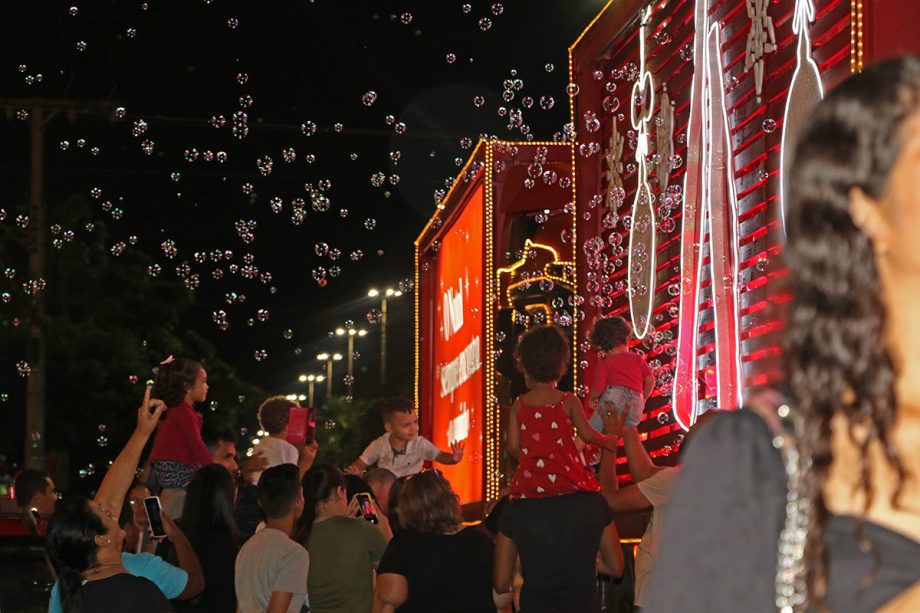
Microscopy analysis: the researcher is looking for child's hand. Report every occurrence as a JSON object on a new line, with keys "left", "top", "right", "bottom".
{"left": 450, "top": 440, "right": 465, "bottom": 463}
{"left": 241, "top": 452, "right": 269, "bottom": 483}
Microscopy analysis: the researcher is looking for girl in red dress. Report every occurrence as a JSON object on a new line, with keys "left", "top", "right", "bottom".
{"left": 508, "top": 325, "right": 616, "bottom": 499}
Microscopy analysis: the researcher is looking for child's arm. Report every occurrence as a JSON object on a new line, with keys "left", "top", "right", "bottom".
{"left": 642, "top": 373, "right": 655, "bottom": 402}
{"left": 434, "top": 440, "right": 464, "bottom": 465}
{"left": 587, "top": 389, "right": 601, "bottom": 409}
{"left": 506, "top": 398, "right": 522, "bottom": 460}
{"left": 344, "top": 458, "right": 369, "bottom": 475}
{"left": 565, "top": 394, "right": 614, "bottom": 449}
{"left": 345, "top": 437, "right": 379, "bottom": 474}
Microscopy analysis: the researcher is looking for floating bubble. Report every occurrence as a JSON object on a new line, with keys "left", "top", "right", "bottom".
{"left": 364, "top": 218, "right": 377, "bottom": 230}
{"left": 97, "top": 435, "right": 108, "bottom": 447}
{"left": 762, "top": 118, "right": 777, "bottom": 133}
{"left": 479, "top": 17, "right": 492, "bottom": 30}
{"left": 16, "top": 361, "right": 31, "bottom": 377}
{"left": 366, "top": 308, "right": 382, "bottom": 324}
{"left": 253, "top": 349, "right": 268, "bottom": 361}
{"left": 362, "top": 90, "right": 378, "bottom": 106}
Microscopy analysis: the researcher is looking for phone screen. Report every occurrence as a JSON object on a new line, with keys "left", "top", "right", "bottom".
{"left": 355, "top": 493, "right": 378, "bottom": 524}
{"left": 143, "top": 496, "right": 167, "bottom": 538}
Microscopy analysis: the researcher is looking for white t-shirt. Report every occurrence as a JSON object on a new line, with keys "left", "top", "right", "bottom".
{"left": 358, "top": 433, "right": 441, "bottom": 478}
{"left": 249, "top": 436, "right": 299, "bottom": 484}
{"left": 634, "top": 466, "right": 679, "bottom": 606}
{"left": 235, "top": 527, "right": 309, "bottom": 613}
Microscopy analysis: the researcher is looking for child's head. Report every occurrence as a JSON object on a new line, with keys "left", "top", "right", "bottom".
{"left": 152, "top": 358, "right": 207, "bottom": 407}
{"left": 382, "top": 397, "right": 419, "bottom": 442}
{"left": 514, "top": 325, "right": 570, "bottom": 384}
{"left": 257, "top": 395, "right": 296, "bottom": 435}
{"left": 590, "top": 316, "right": 631, "bottom": 352}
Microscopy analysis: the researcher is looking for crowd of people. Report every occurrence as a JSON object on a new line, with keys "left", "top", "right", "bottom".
{"left": 3, "top": 56, "right": 920, "bottom": 612}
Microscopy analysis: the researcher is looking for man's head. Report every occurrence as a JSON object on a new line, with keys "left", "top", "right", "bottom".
{"left": 364, "top": 468, "right": 397, "bottom": 514}
{"left": 382, "top": 397, "right": 419, "bottom": 443}
{"left": 258, "top": 464, "right": 304, "bottom": 521}
{"left": 127, "top": 481, "right": 153, "bottom": 529}
{"left": 257, "top": 396, "right": 296, "bottom": 436}
{"left": 14, "top": 469, "right": 56, "bottom": 515}
{"left": 203, "top": 427, "right": 239, "bottom": 473}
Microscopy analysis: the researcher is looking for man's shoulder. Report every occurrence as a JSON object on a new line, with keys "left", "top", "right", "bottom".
{"left": 239, "top": 529, "right": 308, "bottom": 561}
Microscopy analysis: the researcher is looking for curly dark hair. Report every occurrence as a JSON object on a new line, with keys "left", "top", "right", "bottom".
{"left": 514, "top": 324, "right": 570, "bottom": 383}
{"left": 784, "top": 56, "right": 919, "bottom": 606}
{"left": 257, "top": 395, "right": 296, "bottom": 434}
{"left": 397, "top": 470, "right": 461, "bottom": 534}
{"left": 151, "top": 358, "right": 203, "bottom": 407}
{"left": 590, "top": 316, "right": 631, "bottom": 351}
{"left": 381, "top": 396, "right": 414, "bottom": 424}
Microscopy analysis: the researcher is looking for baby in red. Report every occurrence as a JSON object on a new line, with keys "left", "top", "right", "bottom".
{"left": 508, "top": 325, "right": 616, "bottom": 499}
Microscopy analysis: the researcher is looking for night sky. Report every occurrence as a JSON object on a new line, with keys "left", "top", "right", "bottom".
{"left": 0, "top": 0, "right": 604, "bottom": 396}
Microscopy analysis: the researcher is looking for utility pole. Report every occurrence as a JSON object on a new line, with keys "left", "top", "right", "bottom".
{"left": 2, "top": 98, "right": 117, "bottom": 469}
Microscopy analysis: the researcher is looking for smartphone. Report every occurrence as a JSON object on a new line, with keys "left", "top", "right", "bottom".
{"left": 287, "top": 407, "right": 317, "bottom": 445}
{"left": 354, "top": 492, "right": 379, "bottom": 524}
{"left": 143, "top": 496, "right": 168, "bottom": 538}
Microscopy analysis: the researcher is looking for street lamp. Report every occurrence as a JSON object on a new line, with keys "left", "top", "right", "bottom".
{"left": 334, "top": 327, "right": 367, "bottom": 395}
{"left": 368, "top": 287, "right": 403, "bottom": 386}
{"left": 316, "top": 353, "right": 342, "bottom": 398}
{"left": 298, "top": 373, "right": 326, "bottom": 407}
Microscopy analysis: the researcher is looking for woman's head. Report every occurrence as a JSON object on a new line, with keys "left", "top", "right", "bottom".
{"left": 181, "top": 464, "right": 239, "bottom": 541}
{"left": 397, "top": 470, "right": 461, "bottom": 534}
{"left": 152, "top": 358, "right": 207, "bottom": 407}
{"left": 514, "top": 325, "right": 570, "bottom": 384}
{"left": 47, "top": 497, "right": 124, "bottom": 612}
{"left": 294, "top": 464, "right": 346, "bottom": 545}
{"left": 590, "top": 316, "right": 631, "bottom": 352}
{"left": 784, "top": 55, "right": 920, "bottom": 604}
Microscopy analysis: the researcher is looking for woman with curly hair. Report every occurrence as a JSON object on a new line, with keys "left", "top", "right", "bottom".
{"left": 645, "top": 57, "right": 920, "bottom": 612}
{"left": 148, "top": 358, "right": 213, "bottom": 518}
{"left": 374, "top": 470, "right": 497, "bottom": 612}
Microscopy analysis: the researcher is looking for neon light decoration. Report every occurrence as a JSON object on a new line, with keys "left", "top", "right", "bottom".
{"left": 671, "top": 4, "right": 743, "bottom": 430}
{"left": 780, "top": 0, "right": 824, "bottom": 235}
{"left": 626, "top": 6, "right": 656, "bottom": 340}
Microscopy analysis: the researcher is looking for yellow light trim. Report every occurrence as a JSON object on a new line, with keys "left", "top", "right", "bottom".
{"left": 496, "top": 239, "right": 562, "bottom": 276}
{"left": 414, "top": 244, "right": 420, "bottom": 414}
{"left": 416, "top": 139, "right": 487, "bottom": 247}
{"left": 568, "top": 0, "right": 616, "bottom": 55}
{"left": 485, "top": 142, "right": 498, "bottom": 504}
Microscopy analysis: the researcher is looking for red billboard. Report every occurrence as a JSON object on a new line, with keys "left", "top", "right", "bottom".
{"left": 428, "top": 184, "right": 484, "bottom": 506}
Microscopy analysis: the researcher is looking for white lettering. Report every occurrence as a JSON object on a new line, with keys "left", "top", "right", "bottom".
{"left": 447, "top": 404, "right": 470, "bottom": 445}
{"left": 441, "top": 279, "right": 464, "bottom": 341}
{"left": 439, "top": 335, "right": 481, "bottom": 399}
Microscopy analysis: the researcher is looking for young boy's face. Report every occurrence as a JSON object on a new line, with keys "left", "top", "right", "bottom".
{"left": 385, "top": 410, "right": 420, "bottom": 442}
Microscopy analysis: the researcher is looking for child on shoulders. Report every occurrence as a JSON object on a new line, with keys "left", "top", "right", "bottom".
{"left": 508, "top": 325, "right": 616, "bottom": 499}
{"left": 587, "top": 316, "right": 655, "bottom": 431}
{"left": 346, "top": 397, "right": 463, "bottom": 478}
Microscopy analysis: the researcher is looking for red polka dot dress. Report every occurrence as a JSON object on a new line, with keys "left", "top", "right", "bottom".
{"left": 509, "top": 393, "right": 600, "bottom": 499}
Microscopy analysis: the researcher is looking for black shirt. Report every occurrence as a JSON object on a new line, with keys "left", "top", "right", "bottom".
{"left": 79, "top": 573, "right": 174, "bottom": 612}
{"left": 499, "top": 491, "right": 614, "bottom": 613}
{"left": 645, "top": 409, "right": 920, "bottom": 612}
{"left": 376, "top": 527, "right": 495, "bottom": 613}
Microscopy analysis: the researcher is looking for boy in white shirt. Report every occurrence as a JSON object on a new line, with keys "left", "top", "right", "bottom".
{"left": 248, "top": 396, "right": 302, "bottom": 484}
{"left": 345, "top": 397, "right": 464, "bottom": 478}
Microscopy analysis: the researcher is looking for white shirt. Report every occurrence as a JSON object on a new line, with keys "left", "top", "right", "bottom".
{"left": 248, "top": 436, "right": 299, "bottom": 484}
{"left": 634, "top": 466, "right": 678, "bottom": 606}
{"left": 358, "top": 433, "right": 441, "bottom": 478}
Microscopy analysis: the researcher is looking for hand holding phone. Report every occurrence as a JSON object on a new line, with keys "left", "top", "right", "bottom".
{"left": 143, "top": 496, "right": 168, "bottom": 539}
{"left": 354, "top": 492, "right": 379, "bottom": 524}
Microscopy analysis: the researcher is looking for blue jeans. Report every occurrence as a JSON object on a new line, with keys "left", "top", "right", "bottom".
{"left": 589, "top": 385, "right": 644, "bottom": 430}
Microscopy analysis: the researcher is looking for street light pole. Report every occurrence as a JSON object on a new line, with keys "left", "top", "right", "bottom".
{"left": 316, "top": 353, "right": 342, "bottom": 398}
{"left": 369, "top": 288, "right": 402, "bottom": 387}
{"left": 298, "top": 374, "right": 325, "bottom": 407}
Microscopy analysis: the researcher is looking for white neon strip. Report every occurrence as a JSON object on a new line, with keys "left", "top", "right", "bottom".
{"left": 779, "top": 0, "right": 824, "bottom": 237}
{"left": 672, "top": 0, "right": 709, "bottom": 431}
{"left": 672, "top": 7, "right": 744, "bottom": 430}
{"left": 627, "top": 6, "right": 657, "bottom": 340}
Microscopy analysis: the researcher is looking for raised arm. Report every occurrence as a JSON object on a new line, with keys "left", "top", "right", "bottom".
{"left": 565, "top": 395, "right": 613, "bottom": 449}
{"left": 160, "top": 513, "right": 205, "bottom": 600}
{"left": 598, "top": 443, "right": 652, "bottom": 513}
{"left": 95, "top": 387, "right": 165, "bottom": 514}
{"left": 622, "top": 426, "right": 660, "bottom": 483}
